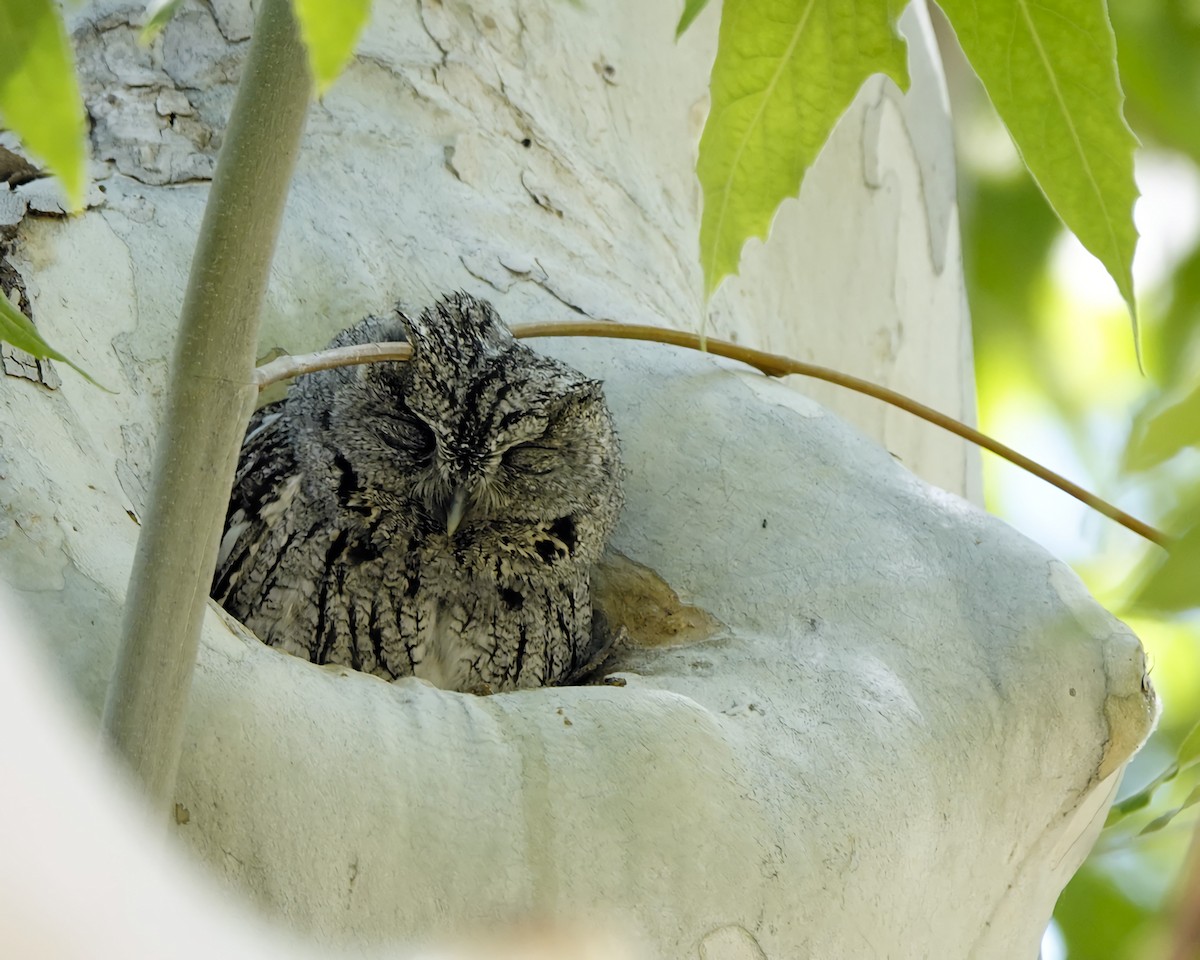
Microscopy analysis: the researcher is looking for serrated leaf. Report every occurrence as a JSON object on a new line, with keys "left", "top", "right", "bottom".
{"left": 0, "top": 289, "right": 106, "bottom": 389}
{"left": 291, "top": 0, "right": 371, "bottom": 95}
{"left": 0, "top": 0, "right": 86, "bottom": 210}
{"left": 938, "top": 0, "right": 1140, "bottom": 347}
{"left": 1132, "top": 521, "right": 1200, "bottom": 614}
{"left": 696, "top": 0, "right": 909, "bottom": 298}
{"left": 141, "top": 0, "right": 187, "bottom": 43}
{"left": 1125, "top": 381, "right": 1200, "bottom": 472}
{"left": 676, "top": 0, "right": 711, "bottom": 38}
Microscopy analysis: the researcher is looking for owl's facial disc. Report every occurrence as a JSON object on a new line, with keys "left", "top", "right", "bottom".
{"left": 402, "top": 371, "right": 582, "bottom": 538}
{"left": 425, "top": 412, "right": 571, "bottom": 539}
{"left": 358, "top": 296, "right": 611, "bottom": 542}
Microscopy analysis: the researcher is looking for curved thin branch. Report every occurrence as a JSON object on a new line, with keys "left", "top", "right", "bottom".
{"left": 255, "top": 340, "right": 412, "bottom": 385}
{"left": 254, "top": 320, "right": 1169, "bottom": 550}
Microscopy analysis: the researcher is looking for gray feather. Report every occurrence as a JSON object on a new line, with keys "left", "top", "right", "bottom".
{"left": 212, "top": 293, "right": 624, "bottom": 692}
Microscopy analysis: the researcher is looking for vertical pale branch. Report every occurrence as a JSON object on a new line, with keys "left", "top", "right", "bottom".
{"left": 102, "top": 0, "right": 312, "bottom": 807}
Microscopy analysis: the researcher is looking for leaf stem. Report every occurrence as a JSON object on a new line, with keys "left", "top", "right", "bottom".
{"left": 102, "top": 0, "right": 312, "bottom": 808}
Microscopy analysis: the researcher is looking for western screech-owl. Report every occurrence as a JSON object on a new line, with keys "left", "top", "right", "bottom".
{"left": 212, "top": 293, "right": 623, "bottom": 692}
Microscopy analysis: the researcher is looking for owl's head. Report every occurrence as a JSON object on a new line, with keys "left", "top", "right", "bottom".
{"left": 301, "top": 293, "right": 622, "bottom": 562}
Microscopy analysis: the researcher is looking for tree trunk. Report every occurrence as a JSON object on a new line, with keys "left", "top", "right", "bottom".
{"left": 0, "top": 0, "right": 1155, "bottom": 957}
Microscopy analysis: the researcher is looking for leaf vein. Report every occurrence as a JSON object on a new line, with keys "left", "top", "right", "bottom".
{"left": 705, "top": 0, "right": 818, "bottom": 287}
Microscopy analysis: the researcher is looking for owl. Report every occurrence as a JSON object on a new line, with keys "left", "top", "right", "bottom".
{"left": 211, "top": 293, "right": 624, "bottom": 692}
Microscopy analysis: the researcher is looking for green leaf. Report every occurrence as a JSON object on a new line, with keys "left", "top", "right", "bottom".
{"left": 696, "top": 0, "right": 909, "bottom": 297}
{"left": 1104, "top": 762, "right": 1177, "bottom": 827}
{"left": 1155, "top": 239, "right": 1200, "bottom": 387}
{"left": 1138, "top": 783, "right": 1200, "bottom": 836}
{"left": 962, "top": 174, "right": 1059, "bottom": 361}
{"left": 291, "top": 0, "right": 371, "bottom": 94}
{"left": 1110, "top": 0, "right": 1200, "bottom": 166}
{"left": 1132, "top": 521, "right": 1200, "bottom": 614}
{"left": 1125, "top": 381, "right": 1200, "bottom": 472}
{"left": 676, "top": 0, "right": 711, "bottom": 38}
{"left": 938, "top": 0, "right": 1141, "bottom": 346}
{"left": 0, "top": 289, "right": 106, "bottom": 389}
{"left": 1054, "top": 863, "right": 1153, "bottom": 960}
{"left": 0, "top": 0, "right": 87, "bottom": 210}
{"left": 141, "top": 0, "right": 187, "bottom": 43}
{"left": 1179, "top": 718, "right": 1200, "bottom": 769}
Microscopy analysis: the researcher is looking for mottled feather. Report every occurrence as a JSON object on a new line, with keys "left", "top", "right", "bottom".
{"left": 212, "top": 293, "right": 623, "bottom": 692}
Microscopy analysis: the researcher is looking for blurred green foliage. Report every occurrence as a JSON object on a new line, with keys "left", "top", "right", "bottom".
{"left": 0, "top": 0, "right": 85, "bottom": 209}
{"left": 942, "top": 0, "right": 1140, "bottom": 323}
{"left": 1054, "top": 863, "right": 1161, "bottom": 960}
{"left": 291, "top": 0, "right": 371, "bottom": 94}
{"left": 951, "top": 0, "right": 1200, "bottom": 954}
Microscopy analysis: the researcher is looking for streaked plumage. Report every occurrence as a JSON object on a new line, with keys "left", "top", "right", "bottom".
{"left": 212, "top": 293, "right": 623, "bottom": 692}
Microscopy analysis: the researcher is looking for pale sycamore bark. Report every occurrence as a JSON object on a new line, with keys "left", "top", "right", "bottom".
{"left": 0, "top": 1, "right": 1155, "bottom": 958}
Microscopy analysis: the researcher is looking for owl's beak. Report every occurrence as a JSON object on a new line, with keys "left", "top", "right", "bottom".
{"left": 445, "top": 487, "right": 469, "bottom": 536}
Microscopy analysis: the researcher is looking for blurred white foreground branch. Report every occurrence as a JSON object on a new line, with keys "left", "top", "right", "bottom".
{"left": 1, "top": 589, "right": 635, "bottom": 960}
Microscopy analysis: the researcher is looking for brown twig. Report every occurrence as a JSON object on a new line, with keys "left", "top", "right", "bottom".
{"left": 254, "top": 320, "right": 1170, "bottom": 550}
{"left": 254, "top": 341, "right": 412, "bottom": 385}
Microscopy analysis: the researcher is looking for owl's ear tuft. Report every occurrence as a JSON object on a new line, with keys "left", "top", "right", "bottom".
{"left": 570, "top": 378, "right": 607, "bottom": 404}
{"left": 397, "top": 292, "right": 513, "bottom": 366}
